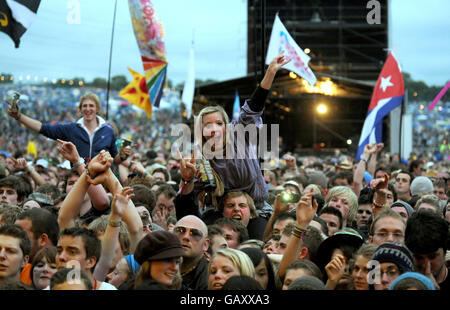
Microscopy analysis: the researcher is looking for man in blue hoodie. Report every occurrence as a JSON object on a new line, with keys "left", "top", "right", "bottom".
{"left": 7, "top": 92, "right": 129, "bottom": 165}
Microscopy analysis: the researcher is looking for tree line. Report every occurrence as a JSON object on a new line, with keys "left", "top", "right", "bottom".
{"left": 0, "top": 72, "right": 448, "bottom": 102}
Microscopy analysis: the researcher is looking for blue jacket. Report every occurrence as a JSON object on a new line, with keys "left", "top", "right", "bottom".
{"left": 40, "top": 116, "right": 118, "bottom": 160}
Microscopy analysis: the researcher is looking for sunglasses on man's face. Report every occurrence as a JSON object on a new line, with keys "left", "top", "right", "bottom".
{"left": 175, "top": 226, "right": 203, "bottom": 240}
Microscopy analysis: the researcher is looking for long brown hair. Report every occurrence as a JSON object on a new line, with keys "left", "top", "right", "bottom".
{"left": 133, "top": 260, "right": 182, "bottom": 290}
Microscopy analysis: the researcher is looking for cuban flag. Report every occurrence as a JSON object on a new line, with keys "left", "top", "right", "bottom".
{"left": 356, "top": 52, "right": 405, "bottom": 161}
{"left": 232, "top": 90, "right": 240, "bottom": 122}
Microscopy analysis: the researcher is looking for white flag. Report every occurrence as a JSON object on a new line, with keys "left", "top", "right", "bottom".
{"left": 182, "top": 41, "right": 195, "bottom": 119}
{"left": 265, "top": 14, "right": 316, "bottom": 86}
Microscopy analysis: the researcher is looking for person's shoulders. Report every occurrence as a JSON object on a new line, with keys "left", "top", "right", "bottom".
{"left": 100, "top": 121, "right": 116, "bottom": 134}
{"left": 99, "top": 281, "right": 117, "bottom": 290}
{"left": 198, "top": 256, "right": 209, "bottom": 269}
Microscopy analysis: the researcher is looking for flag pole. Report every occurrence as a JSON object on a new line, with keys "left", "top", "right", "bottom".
{"left": 105, "top": 0, "right": 118, "bottom": 121}
{"left": 260, "top": 0, "right": 266, "bottom": 168}
{"left": 260, "top": 0, "right": 266, "bottom": 83}
{"left": 399, "top": 89, "right": 407, "bottom": 160}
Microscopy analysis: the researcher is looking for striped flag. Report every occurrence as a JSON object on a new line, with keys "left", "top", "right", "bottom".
{"left": 356, "top": 52, "right": 405, "bottom": 161}
{"left": 0, "top": 0, "right": 41, "bottom": 48}
{"left": 128, "top": 0, "right": 167, "bottom": 108}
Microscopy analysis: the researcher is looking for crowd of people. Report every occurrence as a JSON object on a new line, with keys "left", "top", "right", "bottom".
{"left": 409, "top": 100, "right": 450, "bottom": 159}
{"left": 0, "top": 53, "right": 449, "bottom": 291}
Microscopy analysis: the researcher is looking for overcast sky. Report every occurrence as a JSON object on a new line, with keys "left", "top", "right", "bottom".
{"left": 0, "top": 0, "right": 449, "bottom": 87}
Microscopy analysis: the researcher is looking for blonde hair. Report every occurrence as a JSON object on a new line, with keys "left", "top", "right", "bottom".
{"left": 208, "top": 248, "right": 255, "bottom": 288}
{"left": 325, "top": 186, "right": 358, "bottom": 224}
{"left": 194, "top": 105, "right": 231, "bottom": 152}
{"left": 78, "top": 93, "right": 102, "bottom": 116}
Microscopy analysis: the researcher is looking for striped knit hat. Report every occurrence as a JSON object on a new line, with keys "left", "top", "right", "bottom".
{"left": 371, "top": 242, "right": 415, "bottom": 273}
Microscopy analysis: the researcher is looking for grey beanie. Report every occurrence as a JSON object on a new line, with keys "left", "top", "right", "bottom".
{"left": 390, "top": 201, "right": 414, "bottom": 217}
{"left": 307, "top": 171, "right": 327, "bottom": 190}
{"left": 287, "top": 276, "right": 325, "bottom": 290}
{"left": 410, "top": 176, "right": 433, "bottom": 196}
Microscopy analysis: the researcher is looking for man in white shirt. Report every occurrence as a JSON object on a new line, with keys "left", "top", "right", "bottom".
{"left": 46, "top": 227, "right": 116, "bottom": 290}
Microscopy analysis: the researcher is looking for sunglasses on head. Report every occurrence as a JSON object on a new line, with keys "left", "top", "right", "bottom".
{"left": 175, "top": 226, "right": 203, "bottom": 240}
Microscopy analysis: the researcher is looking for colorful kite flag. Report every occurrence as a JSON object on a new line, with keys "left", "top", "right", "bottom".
{"left": 119, "top": 68, "right": 152, "bottom": 118}
{"left": 356, "top": 52, "right": 405, "bottom": 161}
{"left": 0, "top": 0, "right": 41, "bottom": 48}
{"left": 128, "top": 0, "right": 167, "bottom": 108}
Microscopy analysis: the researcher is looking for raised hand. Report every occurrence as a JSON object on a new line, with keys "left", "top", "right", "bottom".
{"left": 119, "top": 144, "right": 137, "bottom": 160}
{"left": 295, "top": 187, "right": 317, "bottom": 229}
{"left": 111, "top": 187, "right": 135, "bottom": 218}
{"left": 325, "top": 254, "right": 346, "bottom": 283}
{"left": 363, "top": 143, "right": 377, "bottom": 156}
{"left": 9, "top": 157, "right": 28, "bottom": 172}
{"left": 369, "top": 175, "right": 389, "bottom": 190}
{"left": 87, "top": 150, "right": 113, "bottom": 176}
{"left": 57, "top": 139, "right": 80, "bottom": 163}
{"left": 363, "top": 142, "right": 384, "bottom": 157}
{"left": 374, "top": 143, "right": 384, "bottom": 153}
{"left": 273, "top": 194, "right": 289, "bottom": 216}
{"left": 268, "top": 50, "right": 291, "bottom": 72}
{"left": 178, "top": 149, "right": 197, "bottom": 181}
{"left": 6, "top": 92, "right": 20, "bottom": 120}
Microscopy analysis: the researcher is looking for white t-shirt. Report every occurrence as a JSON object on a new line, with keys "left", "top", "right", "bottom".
{"left": 98, "top": 281, "right": 117, "bottom": 290}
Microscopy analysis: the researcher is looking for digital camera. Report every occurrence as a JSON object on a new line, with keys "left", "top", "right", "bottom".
{"left": 280, "top": 190, "right": 301, "bottom": 203}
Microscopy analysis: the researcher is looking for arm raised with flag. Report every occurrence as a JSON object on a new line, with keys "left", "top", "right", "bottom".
{"left": 249, "top": 51, "right": 291, "bottom": 112}
{"left": 187, "top": 51, "right": 291, "bottom": 220}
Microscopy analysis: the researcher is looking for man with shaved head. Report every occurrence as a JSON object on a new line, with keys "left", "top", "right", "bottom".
{"left": 174, "top": 215, "right": 210, "bottom": 290}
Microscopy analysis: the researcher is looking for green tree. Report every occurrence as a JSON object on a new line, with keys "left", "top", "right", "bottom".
{"left": 0, "top": 73, "right": 14, "bottom": 84}
{"left": 404, "top": 72, "right": 449, "bottom": 102}
{"left": 111, "top": 75, "right": 128, "bottom": 90}
{"left": 91, "top": 77, "right": 108, "bottom": 89}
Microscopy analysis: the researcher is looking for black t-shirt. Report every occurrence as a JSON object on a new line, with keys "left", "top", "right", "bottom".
{"left": 182, "top": 256, "right": 209, "bottom": 290}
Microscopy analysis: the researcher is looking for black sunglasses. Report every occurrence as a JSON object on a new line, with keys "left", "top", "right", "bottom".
{"left": 175, "top": 226, "right": 203, "bottom": 240}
